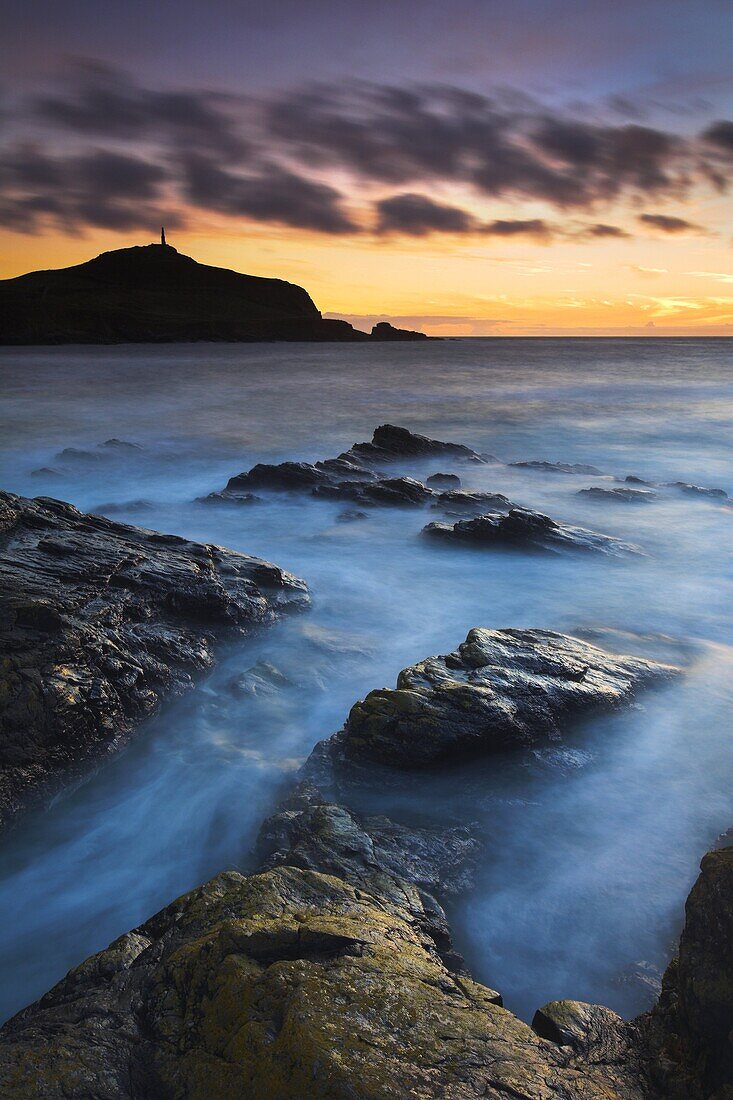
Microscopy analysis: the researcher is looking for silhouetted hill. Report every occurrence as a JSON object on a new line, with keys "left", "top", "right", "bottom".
{"left": 0, "top": 243, "right": 429, "bottom": 344}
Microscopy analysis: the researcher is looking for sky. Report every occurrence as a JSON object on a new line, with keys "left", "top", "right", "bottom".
{"left": 1, "top": 0, "right": 732, "bottom": 335}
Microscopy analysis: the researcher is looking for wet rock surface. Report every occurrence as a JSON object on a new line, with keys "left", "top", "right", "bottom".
{"left": 219, "top": 425, "right": 499, "bottom": 505}
{"left": 0, "top": 491, "right": 308, "bottom": 826}
{"left": 323, "top": 627, "right": 677, "bottom": 769}
{"left": 0, "top": 614, "right": 729, "bottom": 1099}
{"left": 2, "top": 846, "right": 730, "bottom": 1099}
{"left": 424, "top": 506, "right": 641, "bottom": 556}
{"left": 578, "top": 486, "right": 658, "bottom": 503}
{"left": 510, "top": 459, "right": 604, "bottom": 475}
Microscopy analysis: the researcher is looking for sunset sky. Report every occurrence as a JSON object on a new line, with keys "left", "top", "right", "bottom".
{"left": 2, "top": 0, "right": 732, "bottom": 335}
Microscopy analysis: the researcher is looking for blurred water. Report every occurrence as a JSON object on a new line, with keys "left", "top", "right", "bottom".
{"left": 0, "top": 338, "right": 731, "bottom": 1023}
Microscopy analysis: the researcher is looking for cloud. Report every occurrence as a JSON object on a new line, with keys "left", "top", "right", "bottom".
{"left": 638, "top": 213, "right": 704, "bottom": 233}
{"left": 576, "top": 222, "right": 630, "bottom": 238}
{"left": 1, "top": 62, "right": 731, "bottom": 239}
{"left": 375, "top": 193, "right": 476, "bottom": 235}
{"left": 0, "top": 144, "right": 172, "bottom": 232}
{"left": 34, "top": 60, "right": 248, "bottom": 161}
{"left": 701, "top": 120, "right": 733, "bottom": 154}
{"left": 180, "top": 154, "right": 356, "bottom": 233}
{"left": 481, "top": 218, "right": 552, "bottom": 240}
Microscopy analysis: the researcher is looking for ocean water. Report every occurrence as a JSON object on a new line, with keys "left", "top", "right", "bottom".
{"left": 0, "top": 337, "right": 732, "bottom": 1024}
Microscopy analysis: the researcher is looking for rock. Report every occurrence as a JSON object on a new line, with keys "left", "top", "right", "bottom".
{"left": 92, "top": 499, "right": 155, "bottom": 514}
{"left": 30, "top": 467, "right": 61, "bottom": 478}
{"left": 195, "top": 490, "right": 262, "bottom": 505}
{"left": 313, "top": 476, "right": 434, "bottom": 507}
{"left": 216, "top": 425, "right": 498, "bottom": 504}
{"left": 426, "top": 472, "right": 462, "bottom": 488}
{"left": 327, "top": 627, "right": 677, "bottom": 769}
{"left": 624, "top": 475, "right": 655, "bottom": 486}
{"left": 226, "top": 460, "right": 332, "bottom": 492}
{"left": 370, "top": 321, "right": 430, "bottom": 341}
{"left": 336, "top": 508, "right": 368, "bottom": 522}
{"left": 511, "top": 460, "right": 604, "bottom": 475}
{"left": 432, "top": 489, "right": 514, "bottom": 514}
{"left": 256, "top": 782, "right": 477, "bottom": 966}
{"left": 578, "top": 487, "right": 658, "bottom": 503}
{"left": 228, "top": 660, "right": 293, "bottom": 698}
{"left": 665, "top": 481, "right": 730, "bottom": 501}
{"left": 0, "top": 491, "right": 308, "bottom": 826}
{"left": 342, "top": 423, "right": 497, "bottom": 465}
{"left": 0, "top": 864, "right": 654, "bottom": 1099}
{"left": 644, "top": 846, "right": 733, "bottom": 1099}
{"left": 423, "top": 507, "right": 641, "bottom": 556}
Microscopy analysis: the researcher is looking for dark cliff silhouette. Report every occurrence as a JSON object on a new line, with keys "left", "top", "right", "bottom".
{"left": 0, "top": 239, "right": 430, "bottom": 345}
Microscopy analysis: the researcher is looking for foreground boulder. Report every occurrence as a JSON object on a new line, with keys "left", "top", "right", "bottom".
{"left": 327, "top": 627, "right": 677, "bottom": 769}
{"left": 3, "top": 849, "right": 732, "bottom": 1099}
{"left": 0, "top": 491, "right": 308, "bottom": 825}
{"left": 424, "top": 507, "right": 641, "bottom": 556}
{"left": 0, "top": 863, "right": 654, "bottom": 1100}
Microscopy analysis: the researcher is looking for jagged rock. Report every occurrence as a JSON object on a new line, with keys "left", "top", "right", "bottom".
{"left": 226, "top": 460, "right": 333, "bottom": 492}
{"left": 423, "top": 507, "right": 641, "bottom": 556}
{"left": 0, "top": 864, "right": 656, "bottom": 1099}
{"left": 426, "top": 472, "right": 461, "bottom": 488}
{"left": 256, "top": 782, "right": 476, "bottom": 966}
{"left": 644, "top": 846, "right": 733, "bottom": 1099}
{"left": 327, "top": 628, "right": 677, "bottom": 769}
{"left": 313, "top": 476, "right": 434, "bottom": 507}
{"left": 578, "top": 487, "right": 658, "bottom": 503}
{"left": 510, "top": 459, "right": 604, "bottom": 475}
{"left": 0, "top": 491, "right": 308, "bottom": 825}
{"left": 341, "top": 423, "right": 497, "bottom": 465}
{"left": 665, "top": 481, "right": 729, "bottom": 501}
{"left": 215, "top": 425, "right": 498, "bottom": 504}
{"left": 623, "top": 475, "right": 655, "bottom": 486}
{"left": 432, "top": 489, "right": 514, "bottom": 514}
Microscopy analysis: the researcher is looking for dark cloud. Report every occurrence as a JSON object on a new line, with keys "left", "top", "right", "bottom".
{"left": 638, "top": 213, "right": 703, "bottom": 233}
{"left": 702, "top": 120, "right": 733, "bottom": 154}
{"left": 0, "top": 145, "right": 172, "bottom": 233}
{"left": 180, "top": 154, "right": 356, "bottom": 233}
{"left": 482, "top": 218, "right": 552, "bottom": 240}
{"left": 34, "top": 61, "right": 248, "bottom": 161}
{"left": 577, "top": 222, "right": 630, "bottom": 238}
{"left": 375, "top": 193, "right": 477, "bottom": 235}
{"left": 1, "top": 63, "right": 731, "bottom": 239}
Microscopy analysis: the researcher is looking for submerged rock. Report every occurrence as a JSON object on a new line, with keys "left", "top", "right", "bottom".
{"left": 665, "top": 480, "right": 730, "bottom": 501}
{"left": 336, "top": 508, "right": 368, "bottom": 522}
{"left": 330, "top": 627, "right": 677, "bottom": 769}
{"left": 424, "top": 507, "right": 640, "bottom": 555}
{"left": 510, "top": 459, "right": 604, "bottom": 475}
{"left": 578, "top": 486, "right": 658, "bottom": 503}
{"left": 0, "top": 491, "right": 308, "bottom": 826}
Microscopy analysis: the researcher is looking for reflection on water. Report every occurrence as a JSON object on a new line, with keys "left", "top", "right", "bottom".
{"left": 0, "top": 338, "right": 731, "bottom": 1023}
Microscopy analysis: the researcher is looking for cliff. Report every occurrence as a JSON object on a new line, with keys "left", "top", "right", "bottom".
{"left": 0, "top": 244, "right": 429, "bottom": 344}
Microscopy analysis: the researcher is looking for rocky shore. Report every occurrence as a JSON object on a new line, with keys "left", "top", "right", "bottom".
{"left": 0, "top": 421, "right": 730, "bottom": 1098}
{"left": 0, "top": 491, "right": 308, "bottom": 826}
{"left": 0, "top": 624, "right": 728, "bottom": 1098}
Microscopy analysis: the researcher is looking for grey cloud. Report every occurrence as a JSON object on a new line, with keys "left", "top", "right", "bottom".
{"left": 375, "top": 193, "right": 477, "bottom": 235}
{"left": 638, "top": 213, "right": 703, "bottom": 233}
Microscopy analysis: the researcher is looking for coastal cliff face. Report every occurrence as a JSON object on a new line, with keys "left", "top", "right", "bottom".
{"left": 0, "top": 244, "right": 429, "bottom": 344}
{"left": 0, "top": 491, "right": 308, "bottom": 826}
